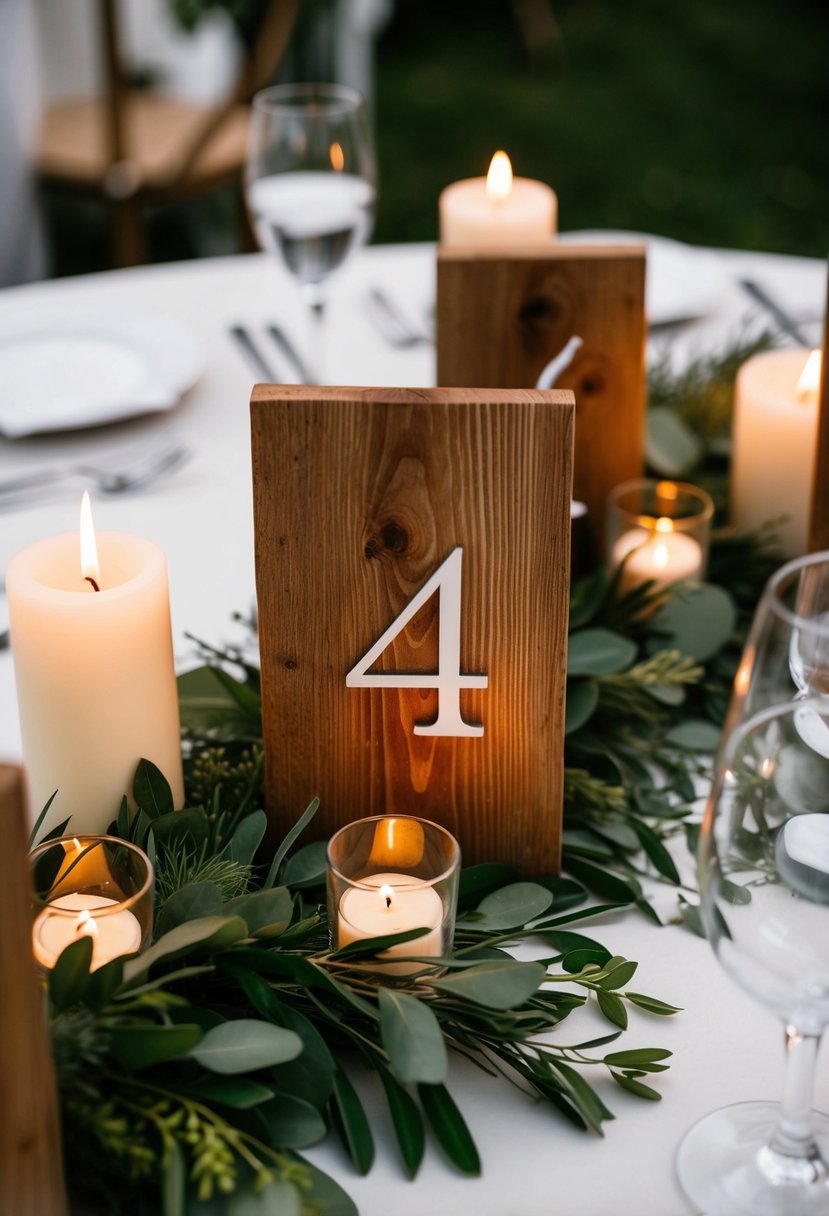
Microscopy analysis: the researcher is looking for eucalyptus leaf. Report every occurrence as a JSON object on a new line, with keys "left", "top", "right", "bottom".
{"left": 542, "top": 929, "right": 612, "bottom": 966}
{"left": 177, "top": 665, "right": 256, "bottom": 734}
{"left": 563, "top": 856, "right": 639, "bottom": 905}
{"left": 149, "top": 808, "right": 210, "bottom": 849}
{"left": 624, "top": 992, "right": 684, "bottom": 1016}
{"left": 596, "top": 989, "right": 628, "bottom": 1029}
{"left": 122, "top": 915, "right": 248, "bottom": 983}
{"left": 188, "top": 1019, "right": 303, "bottom": 1074}
{"left": 156, "top": 882, "right": 224, "bottom": 935}
{"left": 665, "top": 719, "right": 723, "bottom": 753}
{"left": 379, "top": 988, "right": 448, "bottom": 1085}
{"left": 184, "top": 1076, "right": 275, "bottom": 1109}
{"left": 223, "top": 810, "right": 267, "bottom": 866}
{"left": 263, "top": 796, "right": 320, "bottom": 889}
{"left": 227, "top": 1180, "right": 301, "bottom": 1216}
{"left": 418, "top": 1083, "right": 481, "bottom": 1175}
{"left": 645, "top": 406, "right": 703, "bottom": 476}
{"left": 109, "top": 1024, "right": 203, "bottom": 1070}
{"left": 373, "top": 1058, "right": 426, "bottom": 1179}
{"left": 567, "top": 628, "right": 637, "bottom": 676}
{"left": 133, "top": 758, "right": 175, "bottom": 818}
{"left": 650, "top": 583, "right": 737, "bottom": 662}
{"left": 224, "top": 886, "right": 293, "bottom": 936}
{"left": 460, "top": 882, "right": 553, "bottom": 931}
{"left": 565, "top": 680, "right": 599, "bottom": 734}
{"left": 431, "top": 960, "right": 545, "bottom": 1009}
{"left": 329, "top": 1065, "right": 374, "bottom": 1175}
{"left": 611, "top": 1071, "right": 662, "bottom": 1101}
{"left": 282, "top": 841, "right": 329, "bottom": 888}
{"left": 48, "top": 935, "right": 93, "bottom": 1013}
{"left": 457, "top": 863, "right": 520, "bottom": 909}
{"left": 257, "top": 1092, "right": 327, "bottom": 1147}
{"left": 293, "top": 1161, "right": 358, "bottom": 1216}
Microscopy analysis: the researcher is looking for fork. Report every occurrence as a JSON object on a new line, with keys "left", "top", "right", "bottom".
{"left": 0, "top": 444, "right": 191, "bottom": 505}
{"left": 366, "top": 287, "right": 434, "bottom": 348}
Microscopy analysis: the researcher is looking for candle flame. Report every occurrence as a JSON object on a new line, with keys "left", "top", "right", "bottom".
{"left": 654, "top": 516, "right": 674, "bottom": 534}
{"left": 486, "top": 151, "right": 513, "bottom": 202}
{"left": 797, "top": 350, "right": 822, "bottom": 403}
{"left": 80, "top": 491, "right": 100, "bottom": 583}
{"left": 329, "top": 141, "right": 345, "bottom": 172}
{"left": 760, "top": 756, "right": 776, "bottom": 778}
{"left": 75, "top": 909, "right": 99, "bottom": 939}
{"left": 380, "top": 883, "right": 395, "bottom": 910}
{"left": 652, "top": 541, "right": 670, "bottom": 570}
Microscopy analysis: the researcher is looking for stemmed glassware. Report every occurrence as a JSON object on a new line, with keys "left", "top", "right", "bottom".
{"left": 245, "top": 83, "right": 377, "bottom": 384}
{"left": 677, "top": 551, "right": 829, "bottom": 1215}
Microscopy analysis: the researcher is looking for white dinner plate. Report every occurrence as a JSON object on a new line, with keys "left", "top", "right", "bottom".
{"left": 558, "top": 230, "right": 727, "bottom": 325}
{"left": 0, "top": 304, "right": 204, "bottom": 438}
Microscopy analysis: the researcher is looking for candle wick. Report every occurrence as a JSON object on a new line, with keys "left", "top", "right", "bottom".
{"left": 385, "top": 894, "right": 392, "bottom": 909}
{"left": 85, "top": 576, "right": 100, "bottom": 592}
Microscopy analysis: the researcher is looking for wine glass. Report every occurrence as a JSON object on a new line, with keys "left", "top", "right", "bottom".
{"left": 677, "top": 551, "right": 829, "bottom": 1215}
{"left": 245, "top": 83, "right": 377, "bottom": 384}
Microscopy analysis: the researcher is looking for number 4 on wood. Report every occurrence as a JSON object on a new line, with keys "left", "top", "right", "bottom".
{"left": 346, "top": 547, "right": 488, "bottom": 737}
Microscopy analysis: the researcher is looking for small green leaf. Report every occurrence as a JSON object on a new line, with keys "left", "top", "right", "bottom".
{"left": 567, "top": 628, "right": 637, "bottom": 676}
{"left": 645, "top": 406, "right": 703, "bottom": 476}
{"left": 109, "top": 1024, "right": 203, "bottom": 1070}
{"left": 224, "top": 810, "right": 267, "bottom": 866}
{"left": 122, "top": 915, "right": 248, "bottom": 983}
{"left": 149, "top": 808, "right": 209, "bottom": 849}
{"left": 418, "top": 1084, "right": 480, "bottom": 1175}
{"left": 263, "top": 796, "right": 321, "bottom": 889}
{"left": 625, "top": 991, "right": 683, "bottom": 1015}
{"left": 678, "top": 896, "right": 706, "bottom": 938}
{"left": 597, "top": 958, "right": 638, "bottom": 990}
{"left": 380, "top": 988, "right": 448, "bottom": 1085}
{"left": 596, "top": 989, "right": 628, "bottom": 1028}
{"left": 431, "top": 960, "right": 545, "bottom": 1009}
{"left": 565, "top": 680, "right": 599, "bottom": 734}
{"left": 611, "top": 1071, "right": 662, "bottom": 1101}
{"left": 604, "top": 1048, "right": 672, "bottom": 1067}
{"left": 461, "top": 881, "right": 553, "bottom": 930}
{"left": 84, "top": 956, "right": 125, "bottom": 1012}
{"left": 49, "top": 936, "right": 93, "bottom": 1013}
{"left": 188, "top": 1019, "right": 303, "bottom": 1074}
{"left": 185, "top": 1077, "right": 274, "bottom": 1109}
{"left": 373, "top": 1058, "right": 426, "bottom": 1179}
{"left": 224, "top": 887, "right": 293, "bottom": 937}
{"left": 133, "top": 758, "right": 175, "bottom": 818}
{"left": 665, "top": 719, "right": 723, "bottom": 752}
{"left": 563, "top": 856, "right": 639, "bottom": 905}
{"left": 156, "top": 883, "right": 224, "bottom": 935}
{"left": 457, "top": 863, "right": 520, "bottom": 909}
{"left": 630, "top": 818, "right": 682, "bottom": 885}
{"left": 650, "top": 583, "right": 737, "bottom": 662}
{"left": 720, "top": 878, "right": 751, "bottom": 905}
{"left": 258, "top": 1093, "right": 327, "bottom": 1148}
{"left": 282, "top": 841, "right": 328, "bottom": 888}
{"left": 330, "top": 1065, "right": 374, "bottom": 1175}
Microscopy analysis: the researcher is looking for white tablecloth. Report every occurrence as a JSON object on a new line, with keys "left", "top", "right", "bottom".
{"left": 0, "top": 240, "right": 826, "bottom": 1216}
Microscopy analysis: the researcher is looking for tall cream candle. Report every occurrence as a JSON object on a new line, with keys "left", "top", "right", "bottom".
{"left": 731, "top": 348, "right": 822, "bottom": 557}
{"left": 439, "top": 151, "right": 557, "bottom": 246}
{"left": 6, "top": 507, "right": 183, "bottom": 840}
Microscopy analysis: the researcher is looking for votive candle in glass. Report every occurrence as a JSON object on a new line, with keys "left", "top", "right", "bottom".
{"left": 608, "top": 478, "right": 713, "bottom": 597}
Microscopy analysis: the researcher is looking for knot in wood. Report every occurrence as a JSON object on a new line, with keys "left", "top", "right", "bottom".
{"left": 519, "top": 295, "right": 558, "bottom": 324}
{"left": 380, "top": 520, "right": 408, "bottom": 553}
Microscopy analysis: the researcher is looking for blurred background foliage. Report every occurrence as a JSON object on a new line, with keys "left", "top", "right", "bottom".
{"left": 48, "top": 0, "right": 828, "bottom": 274}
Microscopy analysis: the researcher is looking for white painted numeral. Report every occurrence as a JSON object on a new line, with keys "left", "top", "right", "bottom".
{"left": 346, "top": 547, "right": 487, "bottom": 737}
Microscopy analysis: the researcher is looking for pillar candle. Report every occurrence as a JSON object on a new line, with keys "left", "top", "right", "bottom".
{"left": 6, "top": 506, "right": 183, "bottom": 840}
{"left": 731, "top": 348, "right": 822, "bottom": 557}
{"left": 439, "top": 151, "right": 557, "bottom": 246}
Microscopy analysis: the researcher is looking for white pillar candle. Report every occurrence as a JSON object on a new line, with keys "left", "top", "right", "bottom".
{"left": 6, "top": 503, "right": 183, "bottom": 839}
{"left": 32, "top": 892, "right": 142, "bottom": 971}
{"left": 612, "top": 523, "right": 703, "bottom": 595}
{"left": 338, "top": 872, "right": 443, "bottom": 976}
{"left": 439, "top": 151, "right": 557, "bottom": 247}
{"left": 731, "top": 348, "right": 822, "bottom": 557}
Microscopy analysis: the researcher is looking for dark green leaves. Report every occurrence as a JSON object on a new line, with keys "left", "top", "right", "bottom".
{"left": 329, "top": 1065, "right": 374, "bottom": 1174}
{"left": 49, "top": 936, "right": 93, "bottom": 1013}
{"left": 458, "top": 881, "right": 553, "bottom": 931}
{"left": 650, "top": 583, "right": 737, "bottom": 662}
{"left": 133, "top": 758, "right": 175, "bottom": 818}
{"left": 109, "top": 1024, "right": 203, "bottom": 1070}
{"left": 418, "top": 1084, "right": 480, "bottom": 1175}
{"left": 432, "top": 960, "right": 545, "bottom": 1009}
{"left": 568, "top": 628, "right": 637, "bottom": 676}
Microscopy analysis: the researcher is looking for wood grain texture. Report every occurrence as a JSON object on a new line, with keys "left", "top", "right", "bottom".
{"left": 0, "top": 765, "right": 66, "bottom": 1216}
{"left": 809, "top": 276, "right": 829, "bottom": 552}
{"left": 251, "top": 385, "right": 574, "bottom": 873}
{"left": 436, "top": 244, "right": 646, "bottom": 556}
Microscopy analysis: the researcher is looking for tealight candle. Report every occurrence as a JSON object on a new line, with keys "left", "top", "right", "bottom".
{"left": 731, "top": 348, "right": 822, "bottom": 557}
{"left": 607, "top": 479, "right": 713, "bottom": 598}
{"left": 327, "top": 815, "right": 460, "bottom": 980}
{"left": 612, "top": 521, "right": 703, "bottom": 595}
{"left": 439, "top": 151, "right": 557, "bottom": 246}
{"left": 30, "top": 834, "right": 153, "bottom": 972}
{"left": 6, "top": 495, "right": 183, "bottom": 839}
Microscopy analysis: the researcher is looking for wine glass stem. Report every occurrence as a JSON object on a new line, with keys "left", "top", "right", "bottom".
{"left": 303, "top": 284, "right": 326, "bottom": 385}
{"left": 758, "top": 1024, "right": 827, "bottom": 1185}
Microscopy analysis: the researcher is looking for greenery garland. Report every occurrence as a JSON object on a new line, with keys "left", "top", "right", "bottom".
{"left": 39, "top": 339, "right": 784, "bottom": 1214}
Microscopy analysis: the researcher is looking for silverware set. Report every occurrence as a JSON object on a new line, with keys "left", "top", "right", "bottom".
{"left": 0, "top": 443, "right": 190, "bottom": 510}
{"left": 229, "top": 323, "right": 311, "bottom": 383}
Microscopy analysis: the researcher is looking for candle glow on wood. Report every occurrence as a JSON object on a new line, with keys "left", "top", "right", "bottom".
{"left": 731, "top": 348, "right": 823, "bottom": 558}
{"left": 439, "top": 150, "right": 557, "bottom": 246}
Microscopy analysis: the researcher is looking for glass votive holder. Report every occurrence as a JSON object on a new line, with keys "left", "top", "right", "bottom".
{"left": 607, "top": 478, "right": 714, "bottom": 596}
{"left": 327, "top": 815, "right": 461, "bottom": 980}
{"left": 30, "top": 835, "right": 154, "bottom": 972}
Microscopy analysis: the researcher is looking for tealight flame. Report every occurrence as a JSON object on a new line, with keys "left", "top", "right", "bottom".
{"left": 486, "top": 151, "right": 513, "bottom": 202}
{"left": 329, "top": 141, "right": 345, "bottom": 172}
{"left": 652, "top": 542, "right": 670, "bottom": 570}
{"left": 80, "top": 491, "right": 100, "bottom": 585}
{"left": 654, "top": 516, "right": 674, "bottom": 534}
{"left": 75, "top": 909, "right": 99, "bottom": 939}
{"left": 760, "top": 756, "right": 776, "bottom": 779}
{"left": 380, "top": 884, "right": 395, "bottom": 911}
{"left": 797, "top": 350, "right": 822, "bottom": 404}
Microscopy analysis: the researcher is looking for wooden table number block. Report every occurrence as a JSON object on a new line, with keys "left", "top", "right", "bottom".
{"left": 0, "top": 765, "right": 66, "bottom": 1216}
{"left": 251, "top": 385, "right": 574, "bottom": 873}
{"left": 437, "top": 244, "right": 647, "bottom": 555}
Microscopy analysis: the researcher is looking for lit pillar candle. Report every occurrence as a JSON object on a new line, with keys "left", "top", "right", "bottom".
{"left": 439, "top": 151, "right": 557, "bottom": 246}
{"left": 32, "top": 892, "right": 142, "bottom": 971}
{"left": 731, "top": 348, "right": 822, "bottom": 557}
{"left": 612, "top": 518, "right": 703, "bottom": 595}
{"left": 338, "top": 872, "right": 443, "bottom": 976}
{"left": 6, "top": 495, "right": 183, "bottom": 839}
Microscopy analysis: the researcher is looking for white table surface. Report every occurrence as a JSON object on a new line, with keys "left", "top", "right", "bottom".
{"left": 0, "top": 239, "right": 826, "bottom": 1216}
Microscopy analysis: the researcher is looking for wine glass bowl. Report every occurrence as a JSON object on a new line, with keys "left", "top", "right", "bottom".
{"left": 245, "top": 83, "right": 377, "bottom": 383}
{"left": 678, "top": 551, "right": 829, "bottom": 1215}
